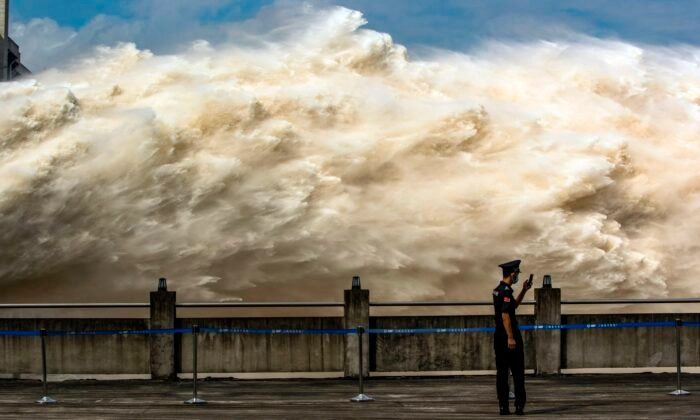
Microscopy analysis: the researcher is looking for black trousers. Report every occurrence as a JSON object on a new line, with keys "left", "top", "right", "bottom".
{"left": 494, "top": 334, "right": 526, "bottom": 408}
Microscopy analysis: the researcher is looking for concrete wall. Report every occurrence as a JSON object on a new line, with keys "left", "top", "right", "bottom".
{"left": 371, "top": 315, "right": 536, "bottom": 371}
{"left": 562, "top": 314, "right": 700, "bottom": 369}
{"left": 1, "top": 0, "right": 8, "bottom": 82}
{"left": 0, "top": 319, "right": 149, "bottom": 375}
{"left": 178, "top": 317, "right": 345, "bottom": 373}
{"left": 1, "top": 0, "right": 8, "bottom": 40}
{"left": 2, "top": 312, "right": 699, "bottom": 376}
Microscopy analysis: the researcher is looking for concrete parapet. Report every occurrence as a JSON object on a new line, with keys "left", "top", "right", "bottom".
{"left": 562, "top": 313, "right": 700, "bottom": 369}
{"left": 0, "top": 319, "right": 149, "bottom": 375}
{"left": 344, "top": 277, "right": 369, "bottom": 377}
{"left": 535, "top": 287, "right": 561, "bottom": 374}
{"left": 371, "top": 315, "right": 536, "bottom": 372}
{"left": 178, "top": 317, "right": 344, "bottom": 373}
{"left": 3, "top": 281, "right": 700, "bottom": 379}
{"left": 149, "top": 279, "right": 176, "bottom": 379}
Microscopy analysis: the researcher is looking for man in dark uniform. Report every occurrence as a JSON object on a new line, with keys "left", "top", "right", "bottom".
{"left": 493, "top": 259, "right": 531, "bottom": 415}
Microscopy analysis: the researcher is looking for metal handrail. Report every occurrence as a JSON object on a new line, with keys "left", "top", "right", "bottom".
{"left": 562, "top": 298, "right": 700, "bottom": 305}
{"left": 0, "top": 303, "right": 149, "bottom": 309}
{"left": 371, "top": 300, "right": 535, "bottom": 307}
{"left": 176, "top": 302, "right": 343, "bottom": 308}
{"left": 0, "top": 302, "right": 342, "bottom": 309}
{"left": 2, "top": 298, "right": 700, "bottom": 310}
{"left": 372, "top": 298, "right": 700, "bottom": 306}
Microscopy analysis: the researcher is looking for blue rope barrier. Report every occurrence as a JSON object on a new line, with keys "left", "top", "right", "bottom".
{"left": 367, "top": 327, "right": 495, "bottom": 334}
{"left": 201, "top": 327, "right": 356, "bottom": 335}
{"left": 47, "top": 328, "right": 192, "bottom": 337}
{"left": 0, "top": 330, "right": 41, "bottom": 336}
{"left": 0, "top": 320, "right": 691, "bottom": 336}
{"left": 520, "top": 320, "right": 676, "bottom": 331}
{"left": 368, "top": 321, "right": 676, "bottom": 334}
{"left": 0, "top": 328, "right": 193, "bottom": 337}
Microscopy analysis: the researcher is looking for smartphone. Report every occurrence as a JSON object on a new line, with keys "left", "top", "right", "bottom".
{"left": 526, "top": 274, "right": 533, "bottom": 287}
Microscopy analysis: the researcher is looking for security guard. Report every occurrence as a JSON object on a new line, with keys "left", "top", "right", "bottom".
{"left": 493, "top": 259, "right": 531, "bottom": 415}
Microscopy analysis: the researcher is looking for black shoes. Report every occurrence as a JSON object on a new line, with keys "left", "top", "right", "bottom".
{"left": 500, "top": 405, "right": 525, "bottom": 415}
{"left": 500, "top": 406, "right": 524, "bottom": 415}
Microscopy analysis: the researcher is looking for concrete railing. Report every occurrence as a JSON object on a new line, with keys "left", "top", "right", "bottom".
{"left": 1, "top": 279, "right": 700, "bottom": 379}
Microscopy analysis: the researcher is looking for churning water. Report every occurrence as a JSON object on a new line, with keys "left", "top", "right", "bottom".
{"left": 2, "top": 6, "right": 700, "bottom": 302}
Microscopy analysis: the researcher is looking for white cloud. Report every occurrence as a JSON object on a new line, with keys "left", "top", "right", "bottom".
{"left": 11, "top": 0, "right": 700, "bottom": 73}
{"left": 12, "top": 18, "right": 78, "bottom": 72}
{"left": 12, "top": 15, "right": 146, "bottom": 72}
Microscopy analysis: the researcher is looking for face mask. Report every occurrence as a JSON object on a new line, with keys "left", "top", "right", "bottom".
{"left": 512, "top": 273, "right": 519, "bottom": 284}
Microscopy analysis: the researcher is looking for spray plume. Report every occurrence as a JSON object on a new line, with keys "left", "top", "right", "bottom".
{"left": 2, "top": 6, "right": 700, "bottom": 302}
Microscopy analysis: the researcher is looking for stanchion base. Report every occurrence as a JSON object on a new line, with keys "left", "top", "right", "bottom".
{"left": 350, "top": 393, "right": 374, "bottom": 402}
{"left": 36, "top": 396, "right": 57, "bottom": 404}
{"left": 184, "top": 397, "right": 207, "bottom": 404}
{"left": 669, "top": 389, "right": 690, "bottom": 396}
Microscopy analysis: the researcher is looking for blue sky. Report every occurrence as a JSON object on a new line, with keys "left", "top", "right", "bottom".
{"left": 9, "top": 0, "right": 700, "bottom": 71}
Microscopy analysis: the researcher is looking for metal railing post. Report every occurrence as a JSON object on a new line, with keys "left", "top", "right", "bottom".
{"left": 184, "top": 325, "right": 206, "bottom": 404}
{"left": 350, "top": 326, "right": 373, "bottom": 402}
{"left": 36, "top": 329, "right": 56, "bottom": 404}
{"left": 669, "top": 319, "right": 690, "bottom": 396}
{"left": 509, "top": 375, "right": 515, "bottom": 400}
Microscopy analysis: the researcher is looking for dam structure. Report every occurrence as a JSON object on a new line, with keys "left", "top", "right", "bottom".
{"left": 1, "top": 277, "right": 700, "bottom": 417}
{"left": 1, "top": 277, "right": 699, "bottom": 379}
{"left": 1, "top": 0, "right": 30, "bottom": 81}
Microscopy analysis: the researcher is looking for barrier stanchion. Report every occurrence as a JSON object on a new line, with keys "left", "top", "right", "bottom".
{"left": 669, "top": 319, "right": 690, "bottom": 396}
{"left": 184, "top": 325, "right": 206, "bottom": 404}
{"left": 350, "top": 326, "right": 373, "bottom": 402}
{"left": 509, "top": 376, "right": 515, "bottom": 400}
{"left": 36, "top": 328, "right": 56, "bottom": 404}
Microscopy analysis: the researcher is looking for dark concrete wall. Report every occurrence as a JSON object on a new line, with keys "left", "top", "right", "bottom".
{"left": 344, "top": 288, "right": 369, "bottom": 377}
{"left": 0, "top": 319, "right": 149, "bottom": 374}
{"left": 150, "top": 290, "right": 176, "bottom": 379}
{"left": 2, "top": 313, "right": 699, "bottom": 376}
{"left": 562, "top": 314, "right": 700, "bottom": 369}
{"left": 535, "top": 288, "right": 561, "bottom": 374}
{"left": 370, "top": 315, "right": 536, "bottom": 371}
{"left": 177, "top": 317, "right": 345, "bottom": 373}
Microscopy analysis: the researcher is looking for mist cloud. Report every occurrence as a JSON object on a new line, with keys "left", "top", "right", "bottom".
{"left": 2, "top": 5, "right": 700, "bottom": 302}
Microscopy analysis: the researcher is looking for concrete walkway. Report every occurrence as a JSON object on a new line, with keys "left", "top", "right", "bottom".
{"left": 0, "top": 373, "right": 698, "bottom": 419}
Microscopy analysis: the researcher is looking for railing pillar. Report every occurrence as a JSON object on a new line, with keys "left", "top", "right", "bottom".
{"left": 669, "top": 318, "right": 690, "bottom": 395}
{"left": 35, "top": 328, "right": 56, "bottom": 404}
{"left": 534, "top": 281, "right": 561, "bottom": 375}
{"left": 150, "top": 278, "right": 176, "bottom": 380}
{"left": 344, "top": 276, "right": 369, "bottom": 378}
